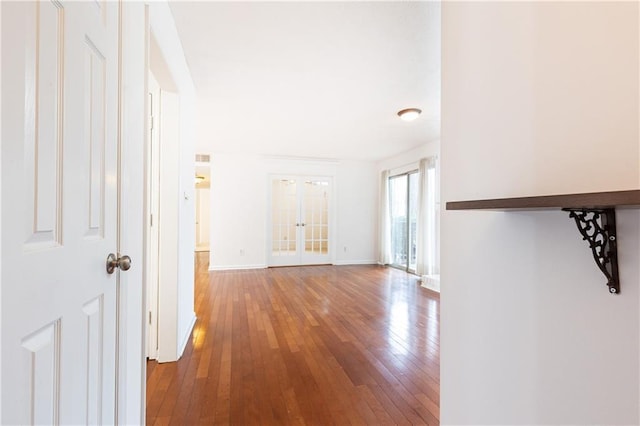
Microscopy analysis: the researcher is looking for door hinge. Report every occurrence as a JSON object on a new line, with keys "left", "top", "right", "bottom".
{"left": 150, "top": 214, "right": 153, "bottom": 227}
{"left": 149, "top": 311, "right": 152, "bottom": 324}
{"left": 150, "top": 116, "right": 154, "bottom": 130}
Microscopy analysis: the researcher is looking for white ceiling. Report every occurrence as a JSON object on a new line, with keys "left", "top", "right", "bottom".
{"left": 169, "top": 1, "right": 441, "bottom": 162}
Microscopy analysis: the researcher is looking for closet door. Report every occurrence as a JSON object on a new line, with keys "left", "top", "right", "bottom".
{"left": 268, "top": 176, "right": 331, "bottom": 266}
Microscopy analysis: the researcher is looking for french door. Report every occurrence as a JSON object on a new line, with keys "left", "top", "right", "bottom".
{"left": 269, "top": 176, "right": 332, "bottom": 266}
{"left": 389, "top": 171, "right": 419, "bottom": 272}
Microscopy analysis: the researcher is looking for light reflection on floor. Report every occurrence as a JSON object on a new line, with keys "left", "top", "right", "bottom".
{"left": 382, "top": 269, "right": 440, "bottom": 367}
{"left": 426, "top": 298, "right": 439, "bottom": 352}
{"left": 389, "top": 299, "right": 410, "bottom": 356}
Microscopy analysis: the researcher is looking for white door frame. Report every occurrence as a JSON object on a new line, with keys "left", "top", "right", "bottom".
{"left": 117, "top": 3, "right": 147, "bottom": 425}
{"left": 145, "top": 70, "right": 161, "bottom": 360}
{"left": 1, "top": 5, "right": 4, "bottom": 422}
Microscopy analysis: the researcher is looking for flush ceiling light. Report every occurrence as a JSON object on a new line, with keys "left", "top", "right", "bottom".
{"left": 397, "top": 108, "right": 422, "bottom": 122}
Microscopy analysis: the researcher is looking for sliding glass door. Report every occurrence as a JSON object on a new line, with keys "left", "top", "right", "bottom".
{"left": 389, "top": 171, "right": 418, "bottom": 272}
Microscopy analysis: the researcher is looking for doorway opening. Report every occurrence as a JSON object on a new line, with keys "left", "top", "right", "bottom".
{"left": 145, "top": 32, "right": 185, "bottom": 362}
{"left": 195, "top": 156, "right": 211, "bottom": 252}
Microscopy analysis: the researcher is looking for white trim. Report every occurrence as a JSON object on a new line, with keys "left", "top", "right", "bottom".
{"left": 118, "top": 3, "right": 147, "bottom": 424}
{"left": 140, "top": 6, "right": 150, "bottom": 424}
{"left": 0, "top": 2, "right": 3, "bottom": 419}
{"left": 177, "top": 313, "right": 196, "bottom": 359}
{"left": 420, "top": 274, "right": 441, "bottom": 293}
{"left": 333, "top": 260, "right": 378, "bottom": 266}
{"left": 262, "top": 155, "right": 339, "bottom": 165}
{"left": 0, "top": 3, "right": 3, "bottom": 419}
{"left": 209, "top": 264, "right": 267, "bottom": 271}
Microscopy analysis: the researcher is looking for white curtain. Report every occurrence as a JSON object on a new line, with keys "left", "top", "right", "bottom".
{"left": 378, "top": 169, "right": 392, "bottom": 265}
{"left": 416, "top": 157, "right": 438, "bottom": 277}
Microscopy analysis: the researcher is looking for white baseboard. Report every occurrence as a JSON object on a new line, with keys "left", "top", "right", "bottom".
{"left": 177, "top": 313, "right": 197, "bottom": 359}
{"left": 210, "top": 262, "right": 379, "bottom": 269}
{"left": 421, "top": 274, "right": 440, "bottom": 293}
{"left": 209, "top": 264, "right": 267, "bottom": 271}
{"left": 332, "top": 260, "right": 378, "bottom": 266}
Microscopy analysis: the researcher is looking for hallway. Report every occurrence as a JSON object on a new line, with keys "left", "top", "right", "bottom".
{"left": 146, "top": 253, "right": 440, "bottom": 425}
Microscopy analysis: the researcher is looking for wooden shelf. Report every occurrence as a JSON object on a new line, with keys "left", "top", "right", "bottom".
{"left": 446, "top": 190, "right": 640, "bottom": 211}
{"left": 445, "top": 189, "right": 640, "bottom": 295}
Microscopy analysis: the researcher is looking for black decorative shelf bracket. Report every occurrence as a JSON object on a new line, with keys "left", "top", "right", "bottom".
{"left": 562, "top": 208, "right": 620, "bottom": 294}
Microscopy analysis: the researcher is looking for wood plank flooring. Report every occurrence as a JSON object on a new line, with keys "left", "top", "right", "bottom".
{"left": 146, "top": 252, "right": 440, "bottom": 425}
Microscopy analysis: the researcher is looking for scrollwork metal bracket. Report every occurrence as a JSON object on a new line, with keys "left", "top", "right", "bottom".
{"left": 562, "top": 208, "right": 620, "bottom": 294}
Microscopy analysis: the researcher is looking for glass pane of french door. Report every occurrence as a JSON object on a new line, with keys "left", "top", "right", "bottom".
{"left": 303, "top": 180, "right": 329, "bottom": 256}
{"left": 271, "top": 179, "right": 298, "bottom": 257}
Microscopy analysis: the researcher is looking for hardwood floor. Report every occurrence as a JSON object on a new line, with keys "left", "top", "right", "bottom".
{"left": 146, "top": 252, "right": 440, "bottom": 425}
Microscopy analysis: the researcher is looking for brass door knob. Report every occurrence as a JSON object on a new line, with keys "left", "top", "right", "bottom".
{"left": 106, "top": 253, "right": 132, "bottom": 274}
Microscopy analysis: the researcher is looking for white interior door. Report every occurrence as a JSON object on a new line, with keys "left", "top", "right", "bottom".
{"left": 269, "top": 176, "right": 332, "bottom": 266}
{"left": 2, "top": 1, "right": 120, "bottom": 424}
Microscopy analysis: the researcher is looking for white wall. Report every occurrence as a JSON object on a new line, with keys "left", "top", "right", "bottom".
{"left": 210, "top": 154, "right": 267, "bottom": 269}
{"left": 149, "top": 2, "right": 196, "bottom": 361}
{"left": 441, "top": 2, "right": 639, "bottom": 424}
{"left": 209, "top": 154, "right": 378, "bottom": 269}
{"left": 156, "top": 90, "right": 181, "bottom": 362}
{"left": 334, "top": 160, "right": 378, "bottom": 265}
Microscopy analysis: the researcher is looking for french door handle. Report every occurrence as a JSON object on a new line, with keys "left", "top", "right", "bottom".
{"left": 301, "top": 223, "right": 306, "bottom": 227}
{"left": 106, "top": 253, "right": 132, "bottom": 274}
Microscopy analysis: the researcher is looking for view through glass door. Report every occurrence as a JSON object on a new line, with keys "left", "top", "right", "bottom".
{"left": 269, "top": 176, "right": 331, "bottom": 266}
{"left": 389, "top": 171, "right": 418, "bottom": 272}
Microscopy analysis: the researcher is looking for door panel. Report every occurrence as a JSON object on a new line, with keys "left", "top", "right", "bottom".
{"left": 23, "top": 0, "right": 63, "bottom": 250}
{"left": 2, "top": 1, "right": 119, "bottom": 424}
{"left": 390, "top": 175, "right": 408, "bottom": 268}
{"left": 270, "top": 179, "right": 299, "bottom": 265}
{"left": 389, "top": 171, "right": 419, "bottom": 272}
{"left": 301, "top": 180, "right": 330, "bottom": 264}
